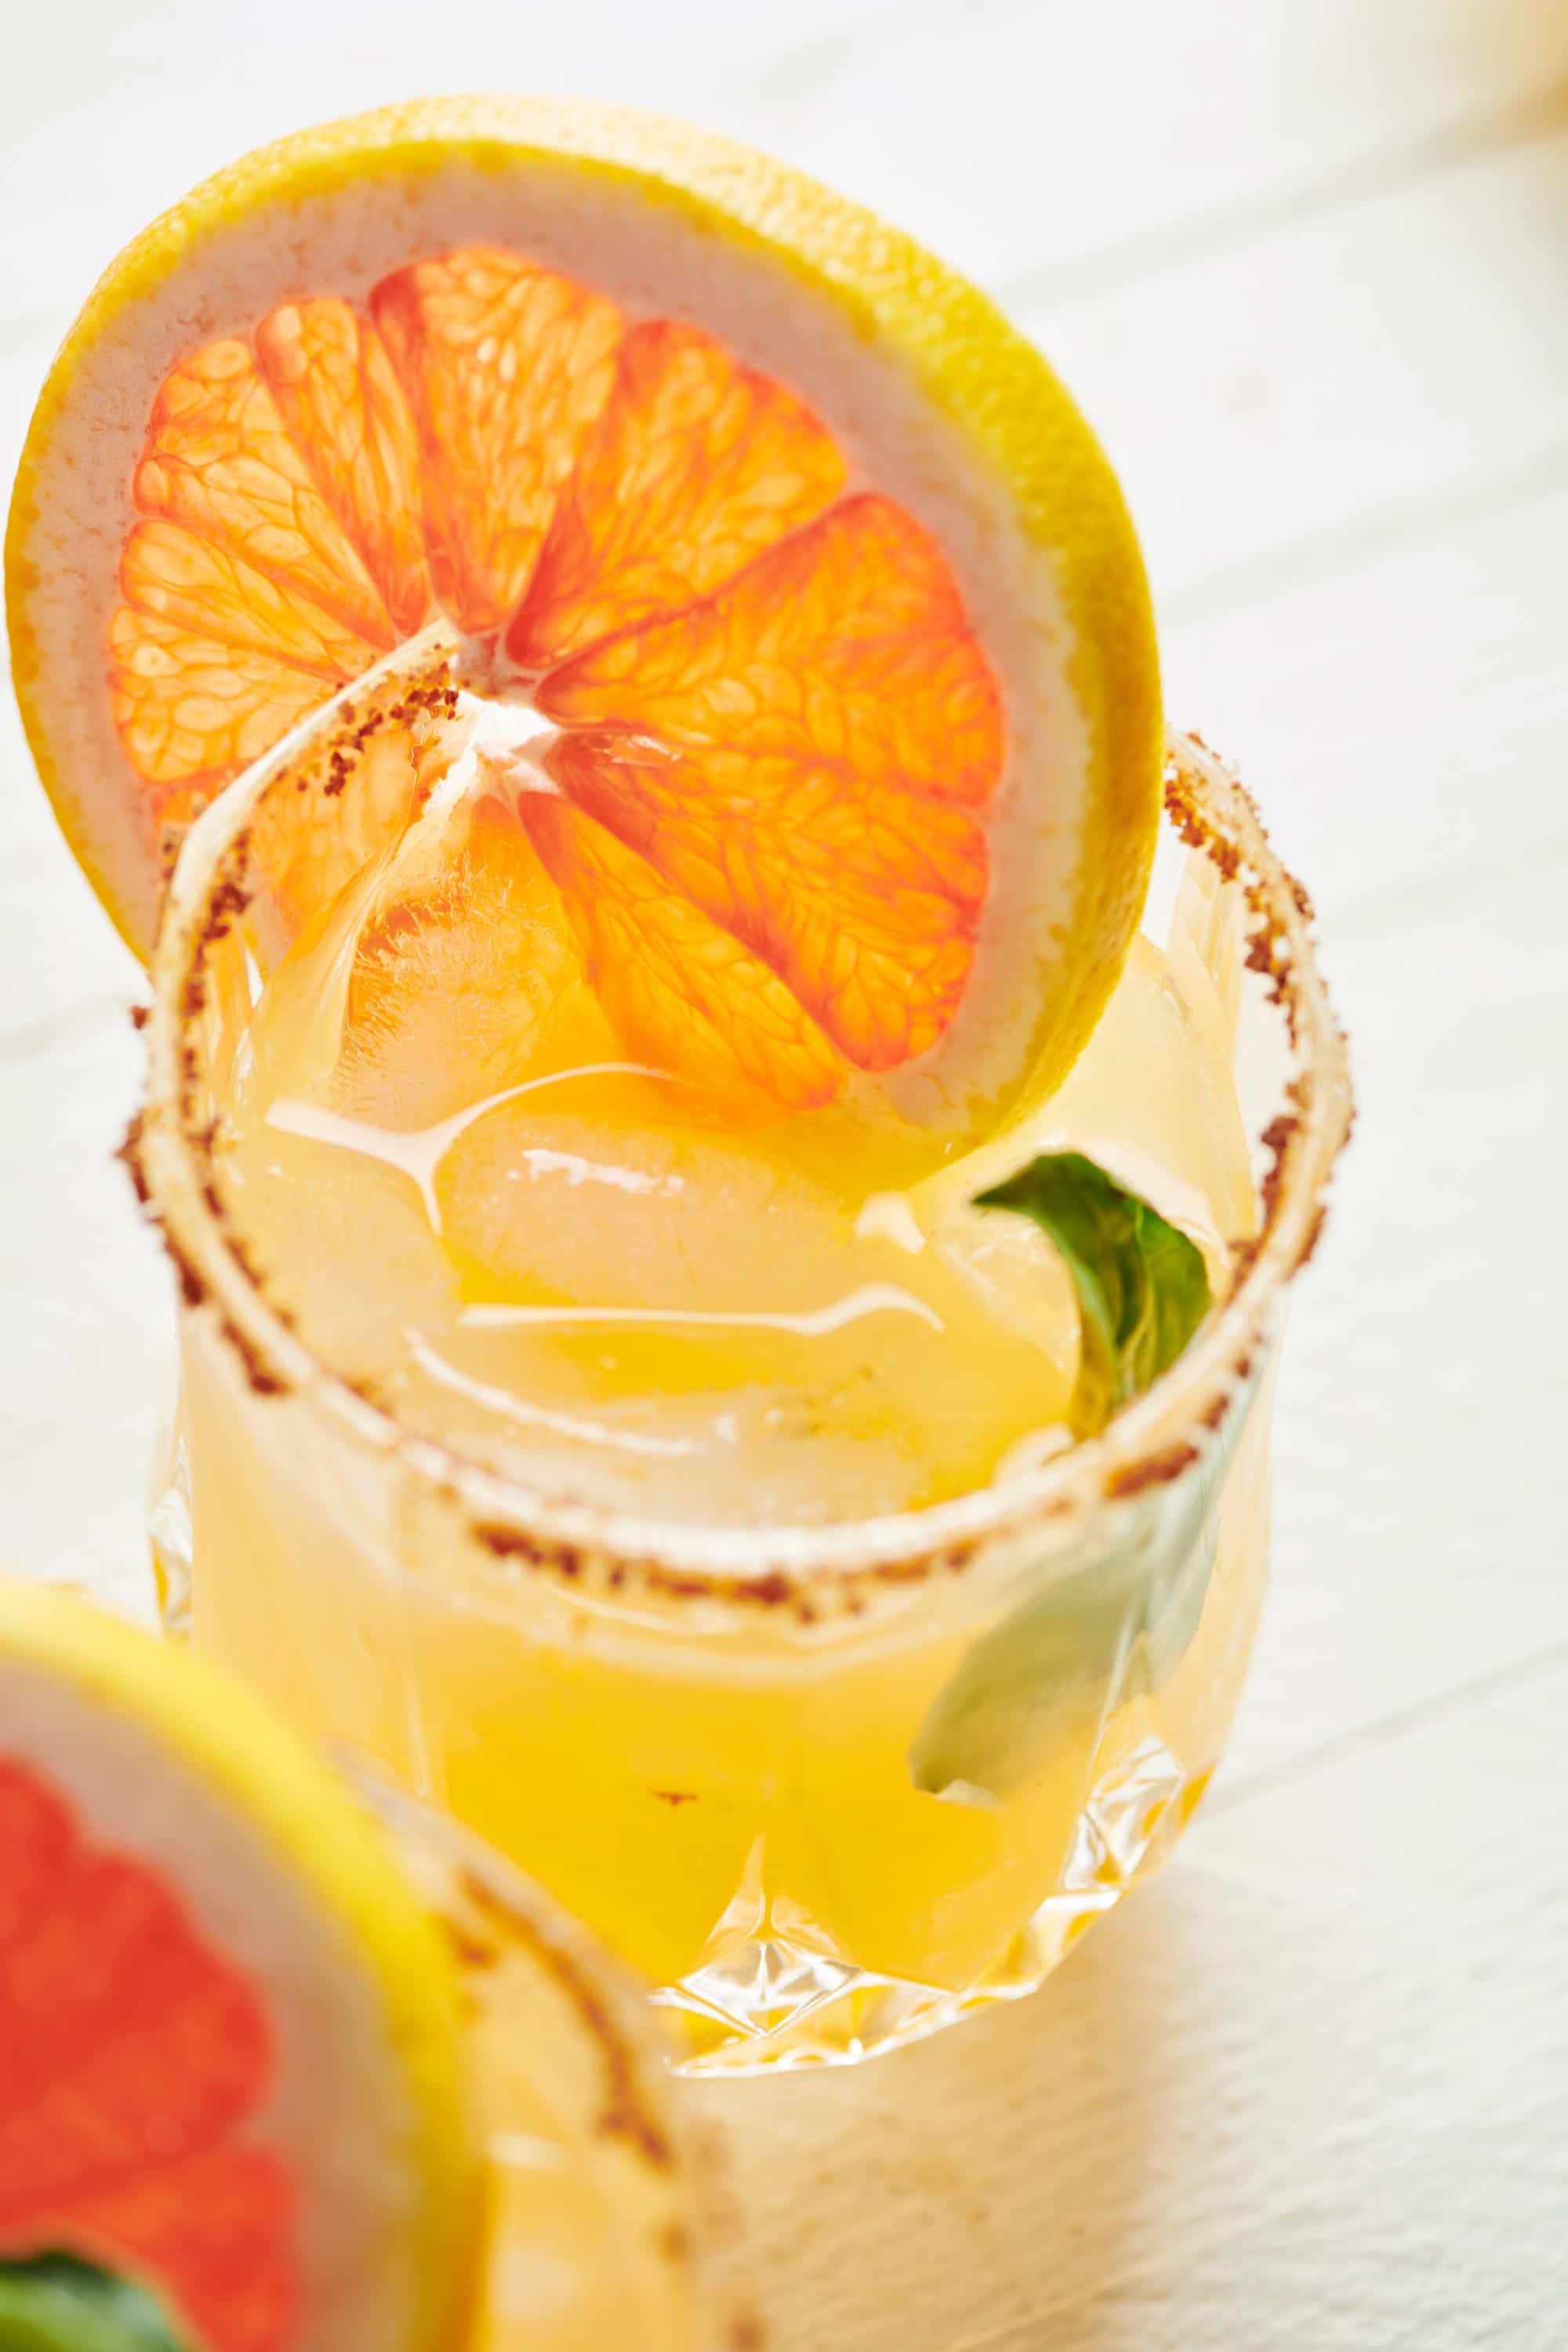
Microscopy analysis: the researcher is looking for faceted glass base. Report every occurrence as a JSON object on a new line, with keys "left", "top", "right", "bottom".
{"left": 656, "top": 1735, "right": 1210, "bottom": 2074}
{"left": 153, "top": 1387, "right": 1229, "bottom": 2076}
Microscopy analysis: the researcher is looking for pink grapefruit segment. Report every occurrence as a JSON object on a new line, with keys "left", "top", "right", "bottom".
{"left": 134, "top": 341, "right": 397, "bottom": 649}
{"left": 109, "top": 605, "right": 333, "bottom": 794}
{"left": 536, "top": 491, "right": 1002, "bottom": 802}
{"left": 535, "top": 492, "right": 1000, "bottom": 1072}
{"left": 0, "top": 1756, "right": 297, "bottom": 2352}
{"left": 368, "top": 249, "right": 622, "bottom": 633}
{"left": 254, "top": 300, "right": 435, "bottom": 640}
{"left": 520, "top": 796, "right": 848, "bottom": 1110}
{"left": 506, "top": 317, "right": 847, "bottom": 666}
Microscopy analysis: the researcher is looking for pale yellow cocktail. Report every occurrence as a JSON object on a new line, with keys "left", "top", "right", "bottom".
{"left": 138, "top": 715, "right": 1345, "bottom": 2070}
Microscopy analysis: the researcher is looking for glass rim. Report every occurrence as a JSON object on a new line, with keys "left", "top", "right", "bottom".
{"left": 135, "top": 659, "right": 1353, "bottom": 1611}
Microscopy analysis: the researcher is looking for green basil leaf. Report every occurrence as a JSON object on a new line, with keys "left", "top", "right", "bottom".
{"left": 910, "top": 1158, "right": 1238, "bottom": 1805}
{"left": 0, "top": 2256, "right": 191, "bottom": 2352}
{"left": 974, "top": 1152, "right": 1212, "bottom": 1438}
{"left": 908, "top": 1423, "right": 1234, "bottom": 1802}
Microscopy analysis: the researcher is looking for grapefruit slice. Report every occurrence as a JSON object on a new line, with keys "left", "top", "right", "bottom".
{"left": 6, "top": 98, "right": 1161, "bottom": 1138}
{"left": 0, "top": 1577, "right": 474, "bottom": 2352}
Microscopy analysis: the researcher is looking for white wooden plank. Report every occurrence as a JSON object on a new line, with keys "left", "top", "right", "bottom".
{"left": 8, "top": 0, "right": 1568, "bottom": 477}
{"left": 0, "top": 1009, "right": 165, "bottom": 1619}
{"left": 1025, "top": 122, "right": 1568, "bottom": 613}
{"left": 1225, "top": 853, "right": 1568, "bottom": 1793}
{"left": 0, "top": 692, "right": 143, "bottom": 1043}
{"left": 1163, "top": 476, "right": 1568, "bottom": 929}
{"left": 821, "top": 0, "right": 1568, "bottom": 296}
{"left": 698, "top": 1655, "right": 1568, "bottom": 2349}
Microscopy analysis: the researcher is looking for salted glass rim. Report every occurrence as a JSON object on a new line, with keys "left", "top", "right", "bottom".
{"left": 136, "top": 654, "right": 1353, "bottom": 1599}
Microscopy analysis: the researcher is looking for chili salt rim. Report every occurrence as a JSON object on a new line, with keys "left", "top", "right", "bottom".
{"left": 136, "top": 646, "right": 1353, "bottom": 1617}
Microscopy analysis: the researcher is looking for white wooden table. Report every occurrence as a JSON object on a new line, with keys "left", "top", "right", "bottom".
{"left": 4, "top": 5, "right": 1566, "bottom": 2343}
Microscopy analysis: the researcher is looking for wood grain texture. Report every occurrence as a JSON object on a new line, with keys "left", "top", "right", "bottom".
{"left": 1025, "top": 122, "right": 1568, "bottom": 615}
{"left": 1164, "top": 480, "right": 1568, "bottom": 926}
{"left": 0, "top": 1011, "right": 164, "bottom": 1617}
{"left": 2, "top": 2, "right": 1566, "bottom": 2345}
{"left": 0, "top": 696, "right": 143, "bottom": 1043}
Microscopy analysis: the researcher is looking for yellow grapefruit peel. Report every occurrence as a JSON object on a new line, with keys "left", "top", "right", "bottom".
{"left": 0, "top": 1576, "right": 476, "bottom": 2352}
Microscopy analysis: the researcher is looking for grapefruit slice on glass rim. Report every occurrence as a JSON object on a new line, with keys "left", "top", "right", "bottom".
{"left": 0, "top": 1575, "right": 474, "bottom": 2352}
{"left": 5, "top": 97, "right": 1161, "bottom": 1142}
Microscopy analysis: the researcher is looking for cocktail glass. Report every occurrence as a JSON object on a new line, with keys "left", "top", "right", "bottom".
{"left": 357, "top": 1774, "right": 753, "bottom": 2349}
{"left": 133, "top": 706, "right": 1350, "bottom": 2073}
